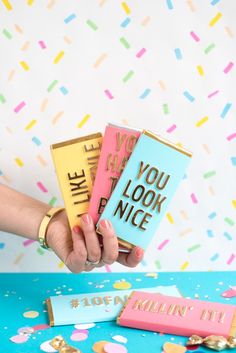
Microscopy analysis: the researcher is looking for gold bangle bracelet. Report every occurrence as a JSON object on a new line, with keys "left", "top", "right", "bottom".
{"left": 38, "top": 207, "right": 65, "bottom": 250}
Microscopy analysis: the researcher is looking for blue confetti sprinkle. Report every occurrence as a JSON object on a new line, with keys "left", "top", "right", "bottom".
{"left": 60, "top": 86, "right": 69, "bottom": 95}
{"left": 32, "top": 137, "right": 41, "bottom": 146}
{"left": 207, "top": 229, "right": 214, "bottom": 238}
{"left": 0, "top": 170, "right": 3, "bottom": 176}
{"left": 139, "top": 88, "right": 151, "bottom": 99}
{"left": 210, "top": 253, "right": 219, "bottom": 261}
{"left": 174, "top": 48, "right": 182, "bottom": 60}
{"left": 208, "top": 212, "right": 217, "bottom": 219}
{"left": 166, "top": 0, "right": 174, "bottom": 10}
{"left": 183, "top": 91, "right": 195, "bottom": 102}
{"left": 121, "top": 17, "right": 131, "bottom": 28}
{"left": 64, "top": 13, "right": 77, "bottom": 24}
{"left": 223, "top": 232, "right": 232, "bottom": 241}
{"left": 0, "top": 243, "right": 5, "bottom": 249}
{"left": 211, "top": 0, "right": 221, "bottom": 5}
{"left": 220, "top": 103, "right": 232, "bottom": 118}
{"left": 231, "top": 157, "right": 236, "bottom": 166}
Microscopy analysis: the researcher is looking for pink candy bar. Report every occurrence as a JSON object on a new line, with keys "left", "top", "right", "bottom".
{"left": 88, "top": 123, "right": 141, "bottom": 224}
{"left": 117, "top": 291, "right": 236, "bottom": 337}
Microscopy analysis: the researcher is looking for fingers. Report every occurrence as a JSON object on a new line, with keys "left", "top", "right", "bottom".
{"left": 98, "top": 219, "right": 119, "bottom": 265}
{"left": 117, "top": 246, "right": 144, "bottom": 268}
{"left": 80, "top": 214, "right": 101, "bottom": 264}
{"left": 65, "top": 225, "right": 88, "bottom": 273}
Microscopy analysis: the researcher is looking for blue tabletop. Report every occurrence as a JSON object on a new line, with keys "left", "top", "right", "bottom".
{"left": 0, "top": 271, "right": 235, "bottom": 353}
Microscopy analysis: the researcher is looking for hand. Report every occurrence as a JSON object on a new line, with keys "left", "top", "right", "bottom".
{"left": 46, "top": 211, "right": 144, "bottom": 273}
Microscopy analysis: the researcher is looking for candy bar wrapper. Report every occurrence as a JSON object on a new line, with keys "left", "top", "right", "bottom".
{"left": 97, "top": 130, "right": 192, "bottom": 251}
{"left": 117, "top": 291, "right": 236, "bottom": 338}
{"left": 46, "top": 286, "right": 182, "bottom": 326}
{"left": 88, "top": 123, "right": 141, "bottom": 224}
{"left": 51, "top": 133, "right": 102, "bottom": 228}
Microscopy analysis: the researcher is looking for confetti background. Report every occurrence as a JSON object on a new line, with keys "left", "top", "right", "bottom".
{"left": 0, "top": 0, "right": 235, "bottom": 272}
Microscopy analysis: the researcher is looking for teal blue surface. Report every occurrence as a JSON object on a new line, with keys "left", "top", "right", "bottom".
{"left": 0, "top": 271, "right": 235, "bottom": 352}
{"left": 99, "top": 133, "right": 191, "bottom": 250}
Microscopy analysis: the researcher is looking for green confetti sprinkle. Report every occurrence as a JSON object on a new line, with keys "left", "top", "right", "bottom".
{"left": 0, "top": 94, "right": 6, "bottom": 104}
{"left": 204, "top": 43, "right": 215, "bottom": 54}
{"left": 224, "top": 217, "right": 235, "bottom": 226}
{"left": 187, "top": 244, "right": 201, "bottom": 252}
{"left": 163, "top": 103, "right": 169, "bottom": 114}
{"left": 47, "top": 80, "right": 58, "bottom": 92}
{"left": 2, "top": 28, "right": 12, "bottom": 39}
{"left": 49, "top": 197, "right": 57, "bottom": 206}
{"left": 37, "top": 247, "right": 45, "bottom": 255}
{"left": 203, "top": 170, "right": 216, "bottom": 178}
{"left": 123, "top": 70, "right": 134, "bottom": 82}
{"left": 86, "top": 19, "right": 98, "bottom": 31}
{"left": 155, "top": 260, "right": 161, "bottom": 269}
{"left": 120, "top": 37, "right": 130, "bottom": 49}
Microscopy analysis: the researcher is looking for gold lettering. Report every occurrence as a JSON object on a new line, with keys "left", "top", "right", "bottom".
{"left": 137, "top": 161, "right": 150, "bottom": 180}
{"left": 91, "top": 296, "right": 103, "bottom": 306}
{"left": 116, "top": 132, "right": 127, "bottom": 152}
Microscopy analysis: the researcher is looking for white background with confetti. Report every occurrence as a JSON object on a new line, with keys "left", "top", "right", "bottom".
{"left": 0, "top": 0, "right": 235, "bottom": 272}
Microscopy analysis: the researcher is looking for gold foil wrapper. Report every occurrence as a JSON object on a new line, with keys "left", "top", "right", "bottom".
{"left": 50, "top": 335, "right": 82, "bottom": 353}
{"left": 187, "top": 334, "right": 236, "bottom": 351}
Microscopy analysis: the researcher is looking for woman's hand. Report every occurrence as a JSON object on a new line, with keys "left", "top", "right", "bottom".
{"left": 47, "top": 211, "right": 144, "bottom": 273}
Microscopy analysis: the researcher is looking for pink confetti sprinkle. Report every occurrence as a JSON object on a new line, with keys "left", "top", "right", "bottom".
{"left": 191, "top": 193, "right": 198, "bottom": 204}
{"left": 223, "top": 62, "right": 234, "bottom": 74}
{"left": 104, "top": 342, "right": 127, "bottom": 353}
{"left": 136, "top": 48, "right": 146, "bottom": 58}
{"left": 227, "top": 254, "right": 235, "bottom": 265}
{"left": 207, "top": 90, "right": 219, "bottom": 99}
{"left": 38, "top": 40, "right": 46, "bottom": 49}
{"left": 190, "top": 31, "right": 200, "bottom": 42}
{"left": 70, "top": 332, "right": 88, "bottom": 341}
{"left": 72, "top": 329, "right": 89, "bottom": 334}
{"left": 105, "top": 264, "right": 112, "bottom": 272}
{"left": 33, "top": 324, "right": 50, "bottom": 331}
{"left": 158, "top": 239, "right": 170, "bottom": 250}
{"left": 166, "top": 124, "right": 176, "bottom": 133}
{"left": 23, "top": 239, "right": 36, "bottom": 247}
{"left": 14, "top": 101, "right": 26, "bottom": 113}
{"left": 221, "top": 288, "right": 236, "bottom": 298}
{"left": 104, "top": 89, "right": 114, "bottom": 100}
{"left": 37, "top": 181, "right": 48, "bottom": 192}
{"left": 227, "top": 133, "right": 236, "bottom": 141}
{"left": 10, "top": 335, "right": 29, "bottom": 344}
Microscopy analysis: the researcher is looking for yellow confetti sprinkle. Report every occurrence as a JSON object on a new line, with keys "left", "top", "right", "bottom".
{"left": 23, "top": 310, "right": 39, "bottom": 318}
{"left": 166, "top": 212, "right": 174, "bottom": 224}
{"left": 163, "top": 342, "right": 187, "bottom": 353}
{"left": 14, "top": 253, "right": 24, "bottom": 265}
{"left": 145, "top": 272, "right": 158, "bottom": 279}
{"left": 8, "top": 69, "right": 15, "bottom": 81}
{"left": 77, "top": 114, "right": 90, "bottom": 128}
{"left": 121, "top": 2, "right": 130, "bottom": 15}
{"left": 52, "top": 111, "right": 64, "bottom": 125}
{"left": 53, "top": 51, "right": 65, "bottom": 64}
{"left": 196, "top": 116, "right": 209, "bottom": 127}
{"left": 93, "top": 53, "right": 107, "bottom": 68}
{"left": 92, "top": 341, "right": 109, "bottom": 353}
{"left": 2, "top": 0, "right": 12, "bottom": 10}
{"left": 113, "top": 281, "right": 132, "bottom": 290}
{"left": 180, "top": 261, "right": 189, "bottom": 271}
{"left": 58, "top": 261, "right": 65, "bottom": 269}
{"left": 209, "top": 12, "right": 222, "bottom": 27}
{"left": 197, "top": 65, "right": 204, "bottom": 76}
{"left": 232, "top": 200, "right": 236, "bottom": 209}
{"left": 25, "top": 119, "right": 37, "bottom": 131}
{"left": 27, "top": 0, "right": 34, "bottom": 5}
{"left": 15, "top": 158, "right": 24, "bottom": 167}
{"left": 20, "top": 61, "right": 30, "bottom": 71}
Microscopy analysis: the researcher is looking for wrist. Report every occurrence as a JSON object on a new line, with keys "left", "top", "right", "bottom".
{"left": 38, "top": 207, "right": 65, "bottom": 249}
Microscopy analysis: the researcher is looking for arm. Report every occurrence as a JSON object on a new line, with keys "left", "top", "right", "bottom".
{"left": 0, "top": 184, "right": 144, "bottom": 272}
